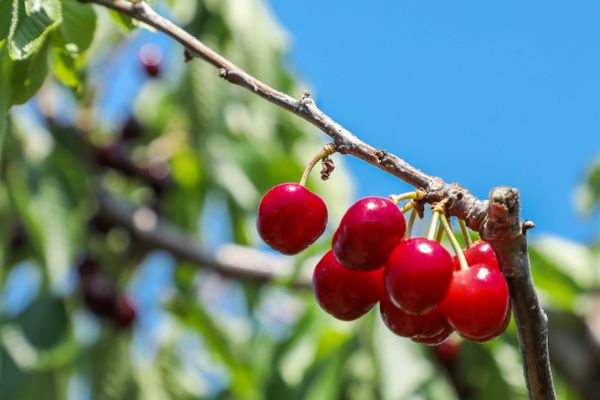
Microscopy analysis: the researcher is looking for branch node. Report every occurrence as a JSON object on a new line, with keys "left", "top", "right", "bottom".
{"left": 522, "top": 220, "right": 536, "bottom": 233}
{"left": 374, "top": 149, "right": 387, "bottom": 163}
{"left": 218, "top": 68, "right": 229, "bottom": 79}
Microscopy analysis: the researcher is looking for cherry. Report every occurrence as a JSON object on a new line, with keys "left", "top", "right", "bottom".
{"left": 81, "top": 273, "right": 117, "bottom": 317}
{"left": 313, "top": 250, "right": 384, "bottom": 320}
{"left": 332, "top": 197, "right": 406, "bottom": 270}
{"left": 139, "top": 44, "right": 162, "bottom": 78}
{"left": 385, "top": 237, "right": 454, "bottom": 314}
{"left": 453, "top": 240, "right": 499, "bottom": 271}
{"left": 433, "top": 339, "right": 461, "bottom": 366}
{"left": 459, "top": 302, "right": 511, "bottom": 343}
{"left": 380, "top": 293, "right": 451, "bottom": 338}
{"left": 411, "top": 325, "right": 453, "bottom": 346}
{"left": 257, "top": 183, "right": 327, "bottom": 255}
{"left": 113, "top": 296, "right": 137, "bottom": 328}
{"left": 441, "top": 264, "right": 510, "bottom": 342}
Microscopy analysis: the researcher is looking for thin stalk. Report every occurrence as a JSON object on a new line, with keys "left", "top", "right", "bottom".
{"left": 299, "top": 143, "right": 336, "bottom": 186}
{"left": 440, "top": 214, "right": 468, "bottom": 270}
{"left": 459, "top": 219, "right": 473, "bottom": 248}
{"left": 427, "top": 211, "right": 440, "bottom": 241}
{"left": 406, "top": 208, "right": 417, "bottom": 239}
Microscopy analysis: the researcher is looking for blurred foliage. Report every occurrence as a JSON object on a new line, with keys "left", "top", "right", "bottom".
{"left": 0, "top": 0, "right": 599, "bottom": 399}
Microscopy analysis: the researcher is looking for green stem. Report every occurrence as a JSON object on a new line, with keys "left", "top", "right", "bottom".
{"left": 440, "top": 214, "right": 468, "bottom": 270}
{"left": 299, "top": 143, "right": 336, "bottom": 186}
{"left": 427, "top": 211, "right": 440, "bottom": 241}
{"left": 435, "top": 222, "right": 444, "bottom": 242}
{"left": 459, "top": 218, "right": 473, "bottom": 248}
{"left": 406, "top": 208, "right": 417, "bottom": 239}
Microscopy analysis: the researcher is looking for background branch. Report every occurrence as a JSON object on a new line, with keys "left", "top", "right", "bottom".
{"left": 96, "top": 191, "right": 311, "bottom": 288}
{"left": 82, "top": 1, "right": 556, "bottom": 398}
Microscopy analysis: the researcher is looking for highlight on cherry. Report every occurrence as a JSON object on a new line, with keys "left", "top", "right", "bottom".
{"left": 256, "top": 144, "right": 511, "bottom": 346}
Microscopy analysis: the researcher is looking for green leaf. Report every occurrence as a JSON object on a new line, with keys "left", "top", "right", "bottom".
{"left": 109, "top": 9, "right": 136, "bottom": 31}
{"left": 9, "top": 0, "right": 62, "bottom": 60}
{"left": 51, "top": 46, "right": 79, "bottom": 89}
{"left": 5, "top": 150, "right": 85, "bottom": 287}
{"left": 0, "top": 48, "right": 7, "bottom": 158}
{"left": 0, "top": 0, "right": 14, "bottom": 40}
{"left": 57, "top": 0, "right": 96, "bottom": 52}
{"left": 3, "top": 41, "right": 49, "bottom": 105}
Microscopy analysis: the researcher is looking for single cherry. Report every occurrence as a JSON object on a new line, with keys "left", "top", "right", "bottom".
{"left": 332, "top": 197, "right": 406, "bottom": 270}
{"left": 453, "top": 240, "right": 499, "bottom": 271}
{"left": 441, "top": 264, "right": 510, "bottom": 342}
{"left": 112, "top": 296, "right": 137, "bottom": 328}
{"left": 433, "top": 339, "right": 461, "bottom": 366}
{"left": 139, "top": 44, "right": 162, "bottom": 78}
{"left": 385, "top": 237, "right": 454, "bottom": 314}
{"left": 380, "top": 293, "right": 451, "bottom": 338}
{"left": 81, "top": 274, "right": 117, "bottom": 317}
{"left": 257, "top": 183, "right": 327, "bottom": 255}
{"left": 313, "top": 250, "right": 383, "bottom": 321}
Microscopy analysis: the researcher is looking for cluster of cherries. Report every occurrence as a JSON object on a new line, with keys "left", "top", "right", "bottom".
{"left": 257, "top": 181, "right": 510, "bottom": 345}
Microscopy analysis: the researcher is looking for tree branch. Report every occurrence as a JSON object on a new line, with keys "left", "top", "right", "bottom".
{"left": 96, "top": 191, "right": 311, "bottom": 288}
{"left": 82, "top": 1, "right": 556, "bottom": 398}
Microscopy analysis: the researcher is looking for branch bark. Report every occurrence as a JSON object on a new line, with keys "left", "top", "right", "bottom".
{"left": 82, "top": 1, "right": 556, "bottom": 398}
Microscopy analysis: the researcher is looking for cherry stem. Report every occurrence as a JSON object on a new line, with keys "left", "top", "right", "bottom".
{"left": 389, "top": 188, "right": 426, "bottom": 205}
{"left": 427, "top": 210, "right": 440, "bottom": 241}
{"left": 400, "top": 201, "right": 414, "bottom": 213}
{"left": 440, "top": 214, "right": 469, "bottom": 270}
{"left": 299, "top": 143, "right": 336, "bottom": 186}
{"left": 458, "top": 219, "right": 473, "bottom": 248}
{"left": 435, "top": 222, "right": 445, "bottom": 242}
{"left": 406, "top": 207, "right": 417, "bottom": 239}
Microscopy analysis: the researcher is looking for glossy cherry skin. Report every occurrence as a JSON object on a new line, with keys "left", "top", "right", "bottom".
{"left": 257, "top": 183, "right": 328, "bottom": 255}
{"left": 411, "top": 324, "right": 453, "bottom": 346}
{"left": 332, "top": 197, "right": 406, "bottom": 270}
{"left": 441, "top": 264, "right": 510, "bottom": 341}
{"left": 459, "top": 302, "right": 511, "bottom": 343}
{"left": 313, "top": 251, "right": 384, "bottom": 321}
{"left": 453, "top": 240, "right": 499, "bottom": 271}
{"left": 380, "top": 293, "right": 450, "bottom": 338}
{"left": 385, "top": 238, "right": 454, "bottom": 314}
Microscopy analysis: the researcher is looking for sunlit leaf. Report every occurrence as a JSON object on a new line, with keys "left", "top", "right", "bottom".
{"left": 8, "top": 0, "right": 62, "bottom": 60}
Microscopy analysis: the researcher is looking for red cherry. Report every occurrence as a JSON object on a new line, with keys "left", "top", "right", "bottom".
{"left": 453, "top": 240, "right": 499, "bottom": 271}
{"left": 459, "top": 302, "right": 511, "bottom": 343}
{"left": 411, "top": 324, "right": 453, "bottom": 346}
{"left": 332, "top": 197, "right": 406, "bottom": 270}
{"left": 433, "top": 339, "right": 461, "bottom": 365}
{"left": 139, "top": 44, "right": 162, "bottom": 78}
{"left": 380, "top": 293, "right": 450, "bottom": 338}
{"left": 113, "top": 297, "right": 137, "bottom": 328}
{"left": 441, "top": 264, "right": 510, "bottom": 341}
{"left": 385, "top": 238, "right": 454, "bottom": 314}
{"left": 313, "top": 251, "right": 383, "bottom": 321}
{"left": 257, "top": 183, "right": 327, "bottom": 255}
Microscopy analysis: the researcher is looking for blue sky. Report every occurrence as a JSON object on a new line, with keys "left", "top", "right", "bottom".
{"left": 266, "top": 1, "right": 600, "bottom": 242}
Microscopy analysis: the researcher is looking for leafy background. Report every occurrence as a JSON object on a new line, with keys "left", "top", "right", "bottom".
{"left": 1, "top": 0, "right": 600, "bottom": 399}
